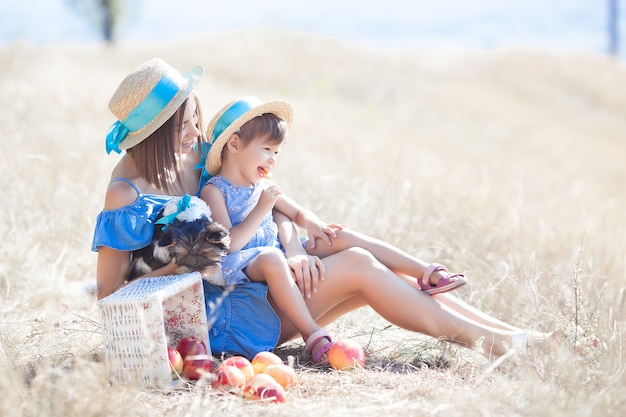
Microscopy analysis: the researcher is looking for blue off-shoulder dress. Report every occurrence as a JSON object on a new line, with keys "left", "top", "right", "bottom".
{"left": 92, "top": 177, "right": 280, "bottom": 359}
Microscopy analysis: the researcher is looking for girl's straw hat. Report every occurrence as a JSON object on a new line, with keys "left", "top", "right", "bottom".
{"left": 205, "top": 96, "right": 293, "bottom": 176}
{"left": 106, "top": 58, "right": 203, "bottom": 154}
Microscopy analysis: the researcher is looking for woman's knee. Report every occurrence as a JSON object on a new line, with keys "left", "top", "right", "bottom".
{"left": 333, "top": 228, "right": 361, "bottom": 245}
{"left": 338, "top": 247, "right": 381, "bottom": 271}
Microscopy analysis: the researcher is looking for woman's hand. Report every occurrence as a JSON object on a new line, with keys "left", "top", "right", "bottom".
{"left": 286, "top": 253, "right": 326, "bottom": 299}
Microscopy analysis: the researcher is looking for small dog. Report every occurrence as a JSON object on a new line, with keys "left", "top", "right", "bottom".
{"left": 126, "top": 195, "right": 230, "bottom": 286}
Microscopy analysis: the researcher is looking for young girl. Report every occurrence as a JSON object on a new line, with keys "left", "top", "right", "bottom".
{"left": 201, "top": 96, "right": 558, "bottom": 363}
{"left": 200, "top": 98, "right": 336, "bottom": 365}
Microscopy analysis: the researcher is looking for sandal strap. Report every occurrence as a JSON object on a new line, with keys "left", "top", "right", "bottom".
{"left": 421, "top": 263, "right": 448, "bottom": 287}
{"left": 305, "top": 329, "right": 332, "bottom": 355}
{"left": 312, "top": 340, "right": 333, "bottom": 364}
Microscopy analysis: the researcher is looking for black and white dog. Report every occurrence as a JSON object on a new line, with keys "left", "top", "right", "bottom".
{"left": 126, "top": 195, "right": 230, "bottom": 286}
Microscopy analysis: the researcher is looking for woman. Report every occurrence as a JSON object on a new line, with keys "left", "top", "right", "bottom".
{"left": 93, "top": 58, "right": 205, "bottom": 298}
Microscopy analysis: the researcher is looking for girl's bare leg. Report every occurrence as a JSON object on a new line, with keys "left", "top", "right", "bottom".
{"left": 306, "top": 228, "right": 453, "bottom": 286}
{"left": 276, "top": 247, "right": 528, "bottom": 359}
{"left": 245, "top": 249, "right": 323, "bottom": 341}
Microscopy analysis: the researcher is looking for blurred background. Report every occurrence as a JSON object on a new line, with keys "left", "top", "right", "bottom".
{"left": 1, "top": 0, "right": 624, "bottom": 58}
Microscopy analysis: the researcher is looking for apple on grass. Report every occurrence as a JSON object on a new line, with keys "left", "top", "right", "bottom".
{"left": 220, "top": 356, "right": 255, "bottom": 381}
{"left": 211, "top": 365, "right": 247, "bottom": 392}
{"left": 263, "top": 364, "right": 295, "bottom": 388}
{"left": 328, "top": 339, "right": 365, "bottom": 371}
{"left": 176, "top": 336, "right": 208, "bottom": 360}
{"left": 243, "top": 374, "right": 286, "bottom": 403}
{"left": 182, "top": 354, "right": 214, "bottom": 381}
{"left": 251, "top": 351, "right": 283, "bottom": 374}
{"left": 167, "top": 346, "right": 184, "bottom": 380}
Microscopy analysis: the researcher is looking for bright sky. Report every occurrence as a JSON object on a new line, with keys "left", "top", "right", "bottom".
{"left": 0, "top": 0, "right": 622, "bottom": 54}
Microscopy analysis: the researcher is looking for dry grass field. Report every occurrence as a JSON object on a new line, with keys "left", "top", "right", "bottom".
{"left": 1, "top": 29, "right": 625, "bottom": 416}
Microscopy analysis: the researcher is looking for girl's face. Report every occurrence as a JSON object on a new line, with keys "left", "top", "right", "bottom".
{"left": 233, "top": 134, "right": 282, "bottom": 184}
{"left": 177, "top": 97, "right": 200, "bottom": 154}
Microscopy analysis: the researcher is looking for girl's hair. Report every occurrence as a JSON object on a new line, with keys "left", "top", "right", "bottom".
{"left": 236, "top": 113, "right": 288, "bottom": 146}
{"left": 127, "top": 93, "right": 205, "bottom": 192}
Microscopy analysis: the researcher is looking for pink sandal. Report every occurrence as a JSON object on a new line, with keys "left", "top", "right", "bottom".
{"left": 419, "top": 263, "right": 467, "bottom": 295}
{"left": 305, "top": 329, "right": 334, "bottom": 365}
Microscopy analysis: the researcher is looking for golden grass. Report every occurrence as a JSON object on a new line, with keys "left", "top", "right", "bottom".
{"left": 1, "top": 29, "right": 625, "bottom": 416}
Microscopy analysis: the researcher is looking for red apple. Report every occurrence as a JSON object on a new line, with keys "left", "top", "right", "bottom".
{"left": 211, "top": 365, "right": 247, "bottom": 392}
{"left": 328, "top": 339, "right": 365, "bottom": 371}
{"left": 176, "top": 336, "right": 208, "bottom": 360}
{"left": 263, "top": 363, "right": 295, "bottom": 388}
{"left": 251, "top": 351, "right": 283, "bottom": 374}
{"left": 220, "top": 356, "right": 254, "bottom": 381}
{"left": 243, "top": 374, "right": 286, "bottom": 403}
{"left": 167, "top": 346, "right": 184, "bottom": 380}
{"left": 182, "top": 354, "right": 214, "bottom": 381}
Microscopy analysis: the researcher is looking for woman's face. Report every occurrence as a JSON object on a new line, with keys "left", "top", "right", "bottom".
{"left": 178, "top": 97, "right": 200, "bottom": 154}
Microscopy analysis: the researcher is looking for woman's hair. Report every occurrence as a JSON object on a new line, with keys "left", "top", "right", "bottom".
{"left": 127, "top": 93, "right": 205, "bottom": 192}
{"left": 236, "top": 113, "right": 288, "bottom": 146}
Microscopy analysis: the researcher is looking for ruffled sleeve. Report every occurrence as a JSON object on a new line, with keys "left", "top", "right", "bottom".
{"left": 91, "top": 194, "right": 169, "bottom": 252}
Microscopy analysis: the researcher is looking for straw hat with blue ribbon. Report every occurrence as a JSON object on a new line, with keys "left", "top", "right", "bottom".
{"left": 205, "top": 96, "right": 293, "bottom": 176}
{"left": 105, "top": 58, "right": 203, "bottom": 154}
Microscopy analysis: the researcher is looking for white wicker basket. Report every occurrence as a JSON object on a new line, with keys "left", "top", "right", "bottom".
{"left": 98, "top": 272, "right": 209, "bottom": 388}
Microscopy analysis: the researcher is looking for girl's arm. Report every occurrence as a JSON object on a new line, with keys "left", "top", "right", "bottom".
{"left": 274, "top": 210, "right": 325, "bottom": 299}
{"left": 201, "top": 183, "right": 279, "bottom": 253}
{"left": 274, "top": 194, "right": 344, "bottom": 249}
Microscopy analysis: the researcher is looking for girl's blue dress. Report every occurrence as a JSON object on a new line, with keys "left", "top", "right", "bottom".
{"left": 207, "top": 175, "right": 281, "bottom": 285}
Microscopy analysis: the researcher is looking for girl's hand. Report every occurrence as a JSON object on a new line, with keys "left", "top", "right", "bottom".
{"left": 257, "top": 184, "right": 283, "bottom": 213}
{"left": 307, "top": 222, "right": 345, "bottom": 249}
{"left": 287, "top": 253, "right": 325, "bottom": 299}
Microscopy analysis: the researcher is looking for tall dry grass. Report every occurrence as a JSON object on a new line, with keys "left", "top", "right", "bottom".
{"left": 1, "top": 29, "right": 625, "bottom": 416}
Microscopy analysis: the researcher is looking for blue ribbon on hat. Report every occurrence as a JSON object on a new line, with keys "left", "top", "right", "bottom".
{"left": 194, "top": 141, "right": 212, "bottom": 185}
{"left": 155, "top": 194, "right": 192, "bottom": 230}
{"left": 106, "top": 74, "right": 181, "bottom": 154}
{"left": 209, "top": 96, "right": 260, "bottom": 143}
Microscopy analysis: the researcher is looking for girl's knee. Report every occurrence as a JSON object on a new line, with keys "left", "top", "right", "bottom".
{"left": 256, "top": 247, "right": 287, "bottom": 268}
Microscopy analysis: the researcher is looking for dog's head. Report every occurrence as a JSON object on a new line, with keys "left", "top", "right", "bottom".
{"left": 158, "top": 217, "right": 230, "bottom": 278}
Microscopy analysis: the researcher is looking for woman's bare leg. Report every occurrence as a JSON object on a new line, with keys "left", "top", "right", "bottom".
{"left": 276, "top": 247, "right": 533, "bottom": 359}
{"left": 394, "top": 273, "right": 520, "bottom": 332}
{"left": 432, "top": 293, "right": 520, "bottom": 332}
{"left": 307, "top": 229, "right": 519, "bottom": 332}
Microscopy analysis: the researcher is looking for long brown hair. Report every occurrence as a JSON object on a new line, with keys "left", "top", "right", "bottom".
{"left": 127, "top": 94, "right": 205, "bottom": 192}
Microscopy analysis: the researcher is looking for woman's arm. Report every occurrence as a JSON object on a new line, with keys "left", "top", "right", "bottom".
{"left": 274, "top": 210, "right": 325, "bottom": 299}
{"left": 96, "top": 180, "right": 178, "bottom": 300}
{"left": 97, "top": 248, "right": 177, "bottom": 300}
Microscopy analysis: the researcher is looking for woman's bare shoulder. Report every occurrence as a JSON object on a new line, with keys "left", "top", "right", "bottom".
{"left": 103, "top": 179, "right": 140, "bottom": 210}
{"left": 103, "top": 156, "right": 144, "bottom": 210}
